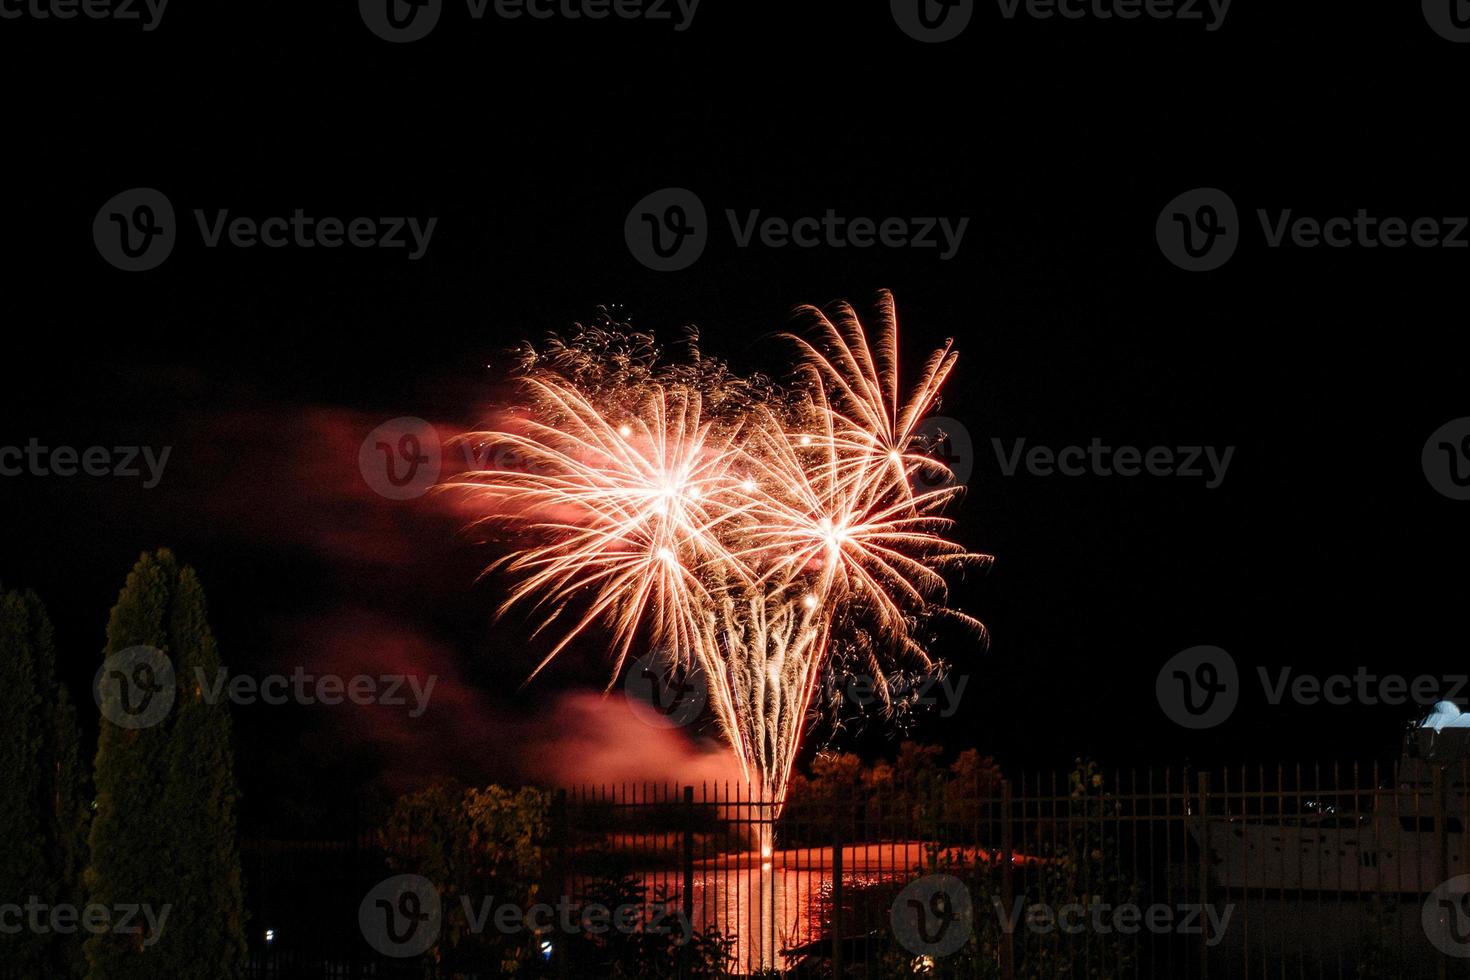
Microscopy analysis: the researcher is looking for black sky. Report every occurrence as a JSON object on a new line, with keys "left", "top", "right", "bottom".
{"left": 2, "top": 1, "right": 1468, "bottom": 832}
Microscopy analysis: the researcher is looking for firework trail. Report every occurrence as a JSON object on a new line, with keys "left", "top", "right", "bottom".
{"left": 446, "top": 292, "right": 988, "bottom": 807}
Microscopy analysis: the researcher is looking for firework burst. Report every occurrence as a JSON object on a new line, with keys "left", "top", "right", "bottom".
{"left": 446, "top": 292, "right": 989, "bottom": 806}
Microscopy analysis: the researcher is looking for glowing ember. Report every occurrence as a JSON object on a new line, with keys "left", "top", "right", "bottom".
{"left": 446, "top": 291, "right": 988, "bottom": 807}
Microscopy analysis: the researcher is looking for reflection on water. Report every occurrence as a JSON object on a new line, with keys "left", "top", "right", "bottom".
{"left": 630, "top": 858, "right": 1458, "bottom": 976}
{"left": 637, "top": 843, "right": 931, "bottom": 972}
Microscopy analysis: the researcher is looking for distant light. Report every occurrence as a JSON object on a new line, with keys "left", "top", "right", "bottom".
{"left": 619, "top": 424, "right": 632, "bottom": 437}
{"left": 802, "top": 594, "right": 817, "bottom": 609}
{"left": 762, "top": 861, "right": 772, "bottom": 872}
{"left": 799, "top": 434, "right": 813, "bottom": 446}
{"left": 741, "top": 479, "right": 756, "bottom": 492}
{"left": 540, "top": 939, "right": 553, "bottom": 960}
{"left": 657, "top": 547, "right": 676, "bottom": 563}
{"left": 264, "top": 928, "right": 275, "bottom": 944}
{"left": 761, "top": 845, "right": 772, "bottom": 859}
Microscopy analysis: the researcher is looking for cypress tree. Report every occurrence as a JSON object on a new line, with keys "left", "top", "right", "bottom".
{"left": 0, "top": 590, "right": 90, "bottom": 978}
{"left": 84, "top": 550, "right": 246, "bottom": 979}
{"left": 159, "top": 565, "right": 247, "bottom": 977}
{"left": 0, "top": 590, "right": 49, "bottom": 974}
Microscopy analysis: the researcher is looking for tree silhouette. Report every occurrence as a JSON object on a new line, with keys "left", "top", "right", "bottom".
{"left": 84, "top": 550, "right": 246, "bottom": 979}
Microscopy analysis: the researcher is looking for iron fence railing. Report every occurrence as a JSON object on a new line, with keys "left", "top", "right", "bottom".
{"left": 240, "top": 760, "right": 1470, "bottom": 978}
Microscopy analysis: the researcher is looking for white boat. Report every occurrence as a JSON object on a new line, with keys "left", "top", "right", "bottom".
{"left": 1194, "top": 702, "right": 1470, "bottom": 894}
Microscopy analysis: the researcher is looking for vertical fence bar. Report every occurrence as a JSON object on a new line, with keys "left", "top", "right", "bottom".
{"left": 1437, "top": 765, "right": 1449, "bottom": 980}
{"left": 552, "top": 788, "right": 567, "bottom": 980}
{"left": 1198, "top": 770, "right": 1211, "bottom": 979}
{"left": 682, "top": 781, "right": 693, "bottom": 975}
{"left": 681, "top": 784, "right": 694, "bottom": 971}
{"left": 1001, "top": 778, "right": 1014, "bottom": 980}
{"left": 832, "top": 789, "right": 844, "bottom": 978}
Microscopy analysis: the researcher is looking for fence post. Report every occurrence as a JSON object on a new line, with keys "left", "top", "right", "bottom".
{"left": 1001, "top": 778, "right": 1014, "bottom": 980}
{"left": 1436, "top": 766, "right": 1448, "bottom": 980}
{"left": 1197, "top": 771, "right": 1211, "bottom": 979}
{"left": 682, "top": 785, "right": 695, "bottom": 932}
{"left": 552, "top": 788, "right": 568, "bottom": 979}
{"left": 832, "top": 791, "right": 844, "bottom": 977}
{"left": 349, "top": 793, "right": 361, "bottom": 980}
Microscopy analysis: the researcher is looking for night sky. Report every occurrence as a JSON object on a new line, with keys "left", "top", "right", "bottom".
{"left": 2, "top": 2, "right": 1467, "bottom": 835}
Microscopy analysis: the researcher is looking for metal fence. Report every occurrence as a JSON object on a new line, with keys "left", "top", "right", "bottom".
{"left": 242, "top": 758, "right": 1470, "bottom": 978}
